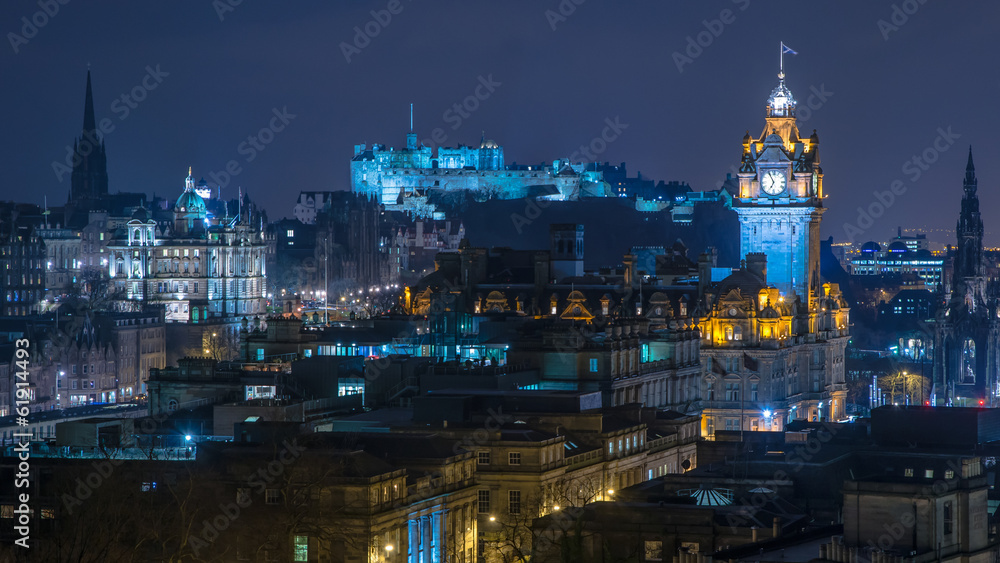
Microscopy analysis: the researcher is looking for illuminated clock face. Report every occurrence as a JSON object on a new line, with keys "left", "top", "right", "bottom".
{"left": 761, "top": 170, "right": 786, "bottom": 195}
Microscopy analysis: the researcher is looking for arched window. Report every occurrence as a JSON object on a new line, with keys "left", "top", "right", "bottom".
{"left": 725, "top": 326, "right": 734, "bottom": 341}
{"left": 733, "top": 325, "right": 743, "bottom": 341}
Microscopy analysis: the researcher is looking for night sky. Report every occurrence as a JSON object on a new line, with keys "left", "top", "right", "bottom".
{"left": 2, "top": 1, "right": 998, "bottom": 246}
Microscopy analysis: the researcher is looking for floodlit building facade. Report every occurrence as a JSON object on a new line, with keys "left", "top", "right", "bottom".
{"left": 107, "top": 170, "right": 267, "bottom": 323}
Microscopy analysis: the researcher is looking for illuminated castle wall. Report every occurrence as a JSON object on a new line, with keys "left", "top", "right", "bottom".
{"left": 351, "top": 132, "right": 610, "bottom": 208}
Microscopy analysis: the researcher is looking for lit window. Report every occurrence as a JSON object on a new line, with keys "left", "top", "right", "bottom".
{"left": 924, "top": 469, "right": 934, "bottom": 479}
{"left": 945, "top": 469, "right": 955, "bottom": 480}
{"left": 645, "top": 540, "right": 663, "bottom": 562}
{"left": 904, "top": 468, "right": 914, "bottom": 477}
{"left": 287, "top": 230, "right": 295, "bottom": 237}
{"left": 293, "top": 536, "right": 308, "bottom": 562}
{"left": 590, "top": 358, "right": 598, "bottom": 372}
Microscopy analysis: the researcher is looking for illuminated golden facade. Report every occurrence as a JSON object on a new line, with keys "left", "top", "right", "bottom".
{"left": 696, "top": 68, "right": 850, "bottom": 436}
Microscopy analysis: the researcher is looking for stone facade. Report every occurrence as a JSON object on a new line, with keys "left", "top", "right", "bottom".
{"left": 934, "top": 150, "right": 1000, "bottom": 406}
{"left": 107, "top": 170, "right": 267, "bottom": 323}
{"left": 696, "top": 71, "right": 850, "bottom": 434}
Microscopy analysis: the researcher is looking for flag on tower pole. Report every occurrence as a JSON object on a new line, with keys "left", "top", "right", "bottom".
{"left": 780, "top": 42, "right": 797, "bottom": 74}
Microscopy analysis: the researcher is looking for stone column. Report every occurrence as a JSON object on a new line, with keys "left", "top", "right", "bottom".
{"left": 421, "top": 515, "right": 431, "bottom": 563}
{"left": 408, "top": 519, "right": 419, "bottom": 563}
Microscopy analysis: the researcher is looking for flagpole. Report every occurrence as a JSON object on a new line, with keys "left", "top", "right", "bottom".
{"left": 779, "top": 42, "right": 784, "bottom": 75}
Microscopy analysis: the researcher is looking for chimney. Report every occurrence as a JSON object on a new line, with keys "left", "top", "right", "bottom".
{"left": 534, "top": 251, "right": 550, "bottom": 293}
{"left": 746, "top": 253, "right": 767, "bottom": 284}
{"left": 623, "top": 254, "right": 637, "bottom": 289}
{"left": 697, "top": 248, "right": 717, "bottom": 296}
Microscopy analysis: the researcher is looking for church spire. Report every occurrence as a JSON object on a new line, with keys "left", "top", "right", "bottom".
{"left": 965, "top": 145, "right": 977, "bottom": 190}
{"left": 69, "top": 70, "right": 109, "bottom": 204}
{"left": 82, "top": 70, "right": 96, "bottom": 133}
{"left": 956, "top": 146, "right": 984, "bottom": 282}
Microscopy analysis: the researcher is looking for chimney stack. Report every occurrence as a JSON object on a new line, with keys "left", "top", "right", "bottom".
{"left": 746, "top": 252, "right": 767, "bottom": 284}
{"left": 697, "top": 248, "right": 718, "bottom": 296}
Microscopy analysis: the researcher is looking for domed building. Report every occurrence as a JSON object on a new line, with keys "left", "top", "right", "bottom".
{"left": 847, "top": 238, "right": 944, "bottom": 289}
{"left": 174, "top": 171, "right": 209, "bottom": 236}
{"left": 107, "top": 168, "right": 268, "bottom": 326}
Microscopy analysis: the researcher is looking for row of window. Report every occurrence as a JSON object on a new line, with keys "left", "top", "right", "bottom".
{"left": 477, "top": 489, "right": 521, "bottom": 514}
{"left": 478, "top": 451, "right": 520, "bottom": 466}
{"left": 903, "top": 467, "right": 955, "bottom": 480}
{"left": 607, "top": 432, "right": 646, "bottom": 459}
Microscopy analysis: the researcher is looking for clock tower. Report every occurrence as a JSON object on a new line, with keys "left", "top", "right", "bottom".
{"left": 733, "top": 69, "right": 824, "bottom": 302}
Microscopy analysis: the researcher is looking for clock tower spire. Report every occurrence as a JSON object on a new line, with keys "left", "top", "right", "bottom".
{"left": 732, "top": 56, "right": 824, "bottom": 301}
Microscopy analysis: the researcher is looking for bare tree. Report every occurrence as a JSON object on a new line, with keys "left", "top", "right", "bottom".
{"left": 201, "top": 329, "right": 240, "bottom": 362}
{"left": 877, "top": 371, "right": 928, "bottom": 405}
